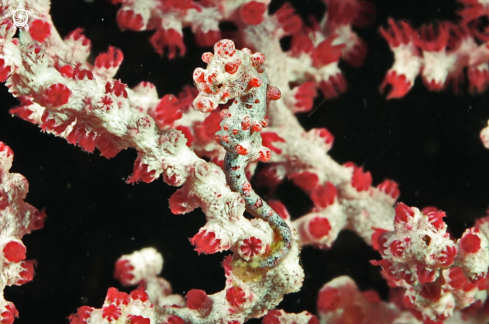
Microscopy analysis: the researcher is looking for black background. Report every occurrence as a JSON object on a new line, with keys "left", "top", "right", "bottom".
{"left": 1, "top": 0, "right": 488, "bottom": 323}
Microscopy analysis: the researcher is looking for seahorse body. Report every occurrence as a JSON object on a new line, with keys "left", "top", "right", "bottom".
{"left": 193, "top": 39, "right": 291, "bottom": 270}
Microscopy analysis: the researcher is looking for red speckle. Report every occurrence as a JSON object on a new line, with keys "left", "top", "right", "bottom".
{"left": 308, "top": 216, "right": 332, "bottom": 239}
{"left": 251, "top": 122, "right": 262, "bottom": 132}
{"left": 225, "top": 59, "right": 241, "bottom": 74}
{"left": 461, "top": 232, "right": 481, "bottom": 254}
{"left": 215, "top": 40, "right": 236, "bottom": 57}
{"left": 240, "top": 237, "right": 263, "bottom": 257}
{"left": 253, "top": 198, "right": 263, "bottom": 208}
{"left": 102, "top": 304, "right": 121, "bottom": 321}
{"left": 241, "top": 116, "right": 251, "bottom": 130}
{"left": 186, "top": 289, "right": 213, "bottom": 317}
{"left": 3, "top": 241, "right": 26, "bottom": 263}
{"left": 236, "top": 144, "right": 248, "bottom": 155}
{"left": 226, "top": 286, "right": 246, "bottom": 308}
{"left": 201, "top": 52, "right": 214, "bottom": 63}
{"left": 240, "top": 1, "right": 267, "bottom": 25}
{"left": 114, "top": 259, "right": 135, "bottom": 286}
{"left": 267, "top": 86, "right": 281, "bottom": 100}
{"left": 29, "top": 19, "right": 51, "bottom": 42}
{"left": 394, "top": 202, "right": 414, "bottom": 223}
{"left": 248, "top": 78, "right": 262, "bottom": 89}
{"left": 193, "top": 69, "right": 207, "bottom": 84}
{"left": 241, "top": 181, "right": 252, "bottom": 196}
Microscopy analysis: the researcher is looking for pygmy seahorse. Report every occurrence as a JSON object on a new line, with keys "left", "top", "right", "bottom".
{"left": 192, "top": 39, "right": 291, "bottom": 270}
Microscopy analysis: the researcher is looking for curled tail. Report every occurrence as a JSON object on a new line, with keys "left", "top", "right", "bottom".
{"left": 224, "top": 152, "right": 291, "bottom": 270}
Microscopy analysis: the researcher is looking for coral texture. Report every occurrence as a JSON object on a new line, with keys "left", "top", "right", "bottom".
{"left": 1, "top": 0, "right": 489, "bottom": 324}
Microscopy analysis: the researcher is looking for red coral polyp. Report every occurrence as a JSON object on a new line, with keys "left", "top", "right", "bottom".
{"left": 240, "top": 1, "right": 267, "bottom": 25}
{"left": 114, "top": 259, "right": 135, "bottom": 286}
{"left": 226, "top": 286, "right": 246, "bottom": 308}
{"left": 29, "top": 19, "right": 51, "bottom": 42}
{"left": 106, "top": 287, "right": 130, "bottom": 305}
{"left": 102, "top": 304, "right": 121, "bottom": 321}
{"left": 394, "top": 202, "right": 414, "bottom": 223}
{"left": 0, "top": 58, "right": 12, "bottom": 82}
{"left": 308, "top": 217, "right": 332, "bottom": 239}
{"left": 186, "top": 289, "right": 213, "bottom": 317}
{"left": 461, "top": 232, "right": 482, "bottom": 254}
{"left": 191, "top": 230, "right": 222, "bottom": 254}
{"left": 39, "top": 83, "right": 71, "bottom": 108}
{"left": 240, "top": 237, "right": 263, "bottom": 257}
{"left": 116, "top": 10, "right": 145, "bottom": 31}
{"left": 3, "top": 241, "right": 26, "bottom": 263}
{"left": 95, "top": 46, "right": 123, "bottom": 69}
